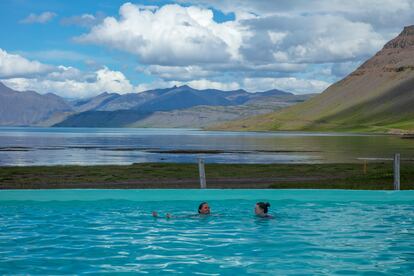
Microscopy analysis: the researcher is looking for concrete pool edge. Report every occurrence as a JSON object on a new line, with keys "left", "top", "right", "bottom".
{"left": 1, "top": 189, "right": 414, "bottom": 202}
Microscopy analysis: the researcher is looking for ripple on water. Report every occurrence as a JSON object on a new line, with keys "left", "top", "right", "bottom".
{"left": 0, "top": 200, "right": 413, "bottom": 274}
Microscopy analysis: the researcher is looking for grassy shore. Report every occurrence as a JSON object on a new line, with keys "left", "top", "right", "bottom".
{"left": 1, "top": 162, "right": 413, "bottom": 190}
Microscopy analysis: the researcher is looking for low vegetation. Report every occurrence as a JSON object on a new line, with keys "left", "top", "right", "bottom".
{"left": 1, "top": 162, "right": 413, "bottom": 190}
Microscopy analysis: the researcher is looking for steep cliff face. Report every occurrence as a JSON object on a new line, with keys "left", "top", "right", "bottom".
{"left": 213, "top": 25, "right": 414, "bottom": 133}
{"left": 357, "top": 25, "right": 414, "bottom": 72}
{"left": 383, "top": 25, "right": 414, "bottom": 49}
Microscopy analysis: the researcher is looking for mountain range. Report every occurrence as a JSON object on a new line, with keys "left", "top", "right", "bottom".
{"left": 213, "top": 25, "right": 414, "bottom": 134}
{"left": 0, "top": 82, "right": 311, "bottom": 128}
{"left": 0, "top": 82, "right": 72, "bottom": 126}
{"left": 5, "top": 25, "right": 413, "bottom": 132}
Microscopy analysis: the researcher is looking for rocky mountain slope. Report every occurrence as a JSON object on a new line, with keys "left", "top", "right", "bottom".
{"left": 213, "top": 25, "right": 414, "bottom": 133}
{"left": 55, "top": 86, "right": 311, "bottom": 127}
{"left": 0, "top": 82, "right": 72, "bottom": 126}
{"left": 0, "top": 82, "right": 311, "bottom": 128}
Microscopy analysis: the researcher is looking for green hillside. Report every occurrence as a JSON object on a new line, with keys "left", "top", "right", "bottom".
{"left": 211, "top": 26, "right": 414, "bottom": 134}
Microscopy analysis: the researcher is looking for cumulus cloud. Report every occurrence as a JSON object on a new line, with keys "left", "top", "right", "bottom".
{"left": 134, "top": 78, "right": 240, "bottom": 92}
{"left": 0, "top": 49, "right": 135, "bottom": 98}
{"left": 243, "top": 77, "right": 331, "bottom": 94}
{"left": 0, "top": 48, "right": 55, "bottom": 78}
{"left": 139, "top": 65, "right": 215, "bottom": 81}
{"left": 181, "top": 0, "right": 414, "bottom": 28}
{"left": 71, "top": 1, "right": 408, "bottom": 90}
{"left": 241, "top": 14, "right": 385, "bottom": 64}
{"left": 75, "top": 3, "right": 244, "bottom": 66}
{"left": 182, "top": 79, "right": 240, "bottom": 91}
{"left": 46, "top": 66, "right": 84, "bottom": 81}
{"left": 20, "top": 12, "right": 57, "bottom": 24}
{"left": 10, "top": 1, "right": 413, "bottom": 96}
{"left": 177, "top": 0, "right": 414, "bottom": 63}
{"left": 3, "top": 67, "right": 134, "bottom": 98}
{"left": 133, "top": 76, "right": 329, "bottom": 94}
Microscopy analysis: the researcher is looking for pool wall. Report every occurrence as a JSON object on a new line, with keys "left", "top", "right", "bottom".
{"left": 1, "top": 189, "right": 413, "bottom": 202}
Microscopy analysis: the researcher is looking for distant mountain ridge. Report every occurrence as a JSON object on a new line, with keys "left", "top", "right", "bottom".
{"left": 70, "top": 92, "right": 121, "bottom": 113}
{"left": 213, "top": 25, "right": 414, "bottom": 133}
{"left": 0, "top": 82, "right": 72, "bottom": 126}
{"left": 0, "top": 82, "right": 311, "bottom": 128}
{"left": 56, "top": 85, "right": 309, "bottom": 127}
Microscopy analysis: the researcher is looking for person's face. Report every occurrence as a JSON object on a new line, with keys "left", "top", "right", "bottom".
{"left": 255, "top": 204, "right": 264, "bottom": 215}
{"left": 199, "top": 203, "right": 210, "bottom": 214}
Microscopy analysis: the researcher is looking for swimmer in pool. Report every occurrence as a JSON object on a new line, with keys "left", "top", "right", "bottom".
{"left": 255, "top": 202, "right": 273, "bottom": 218}
{"left": 152, "top": 202, "right": 211, "bottom": 218}
{"left": 197, "top": 202, "right": 211, "bottom": 215}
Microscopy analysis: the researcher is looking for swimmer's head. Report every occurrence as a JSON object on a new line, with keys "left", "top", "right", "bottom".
{"left": 198, "top": 202, "right": 210, "bottom": 214}
{"left": 255, "top": 202, "right": 270, "bottom": 215}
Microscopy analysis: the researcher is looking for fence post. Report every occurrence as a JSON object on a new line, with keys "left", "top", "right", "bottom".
{"left": 393, "top": 153, "right": 400, "bottom": 190}
{"left": 363, "top": 160, "right": 367, "bottom": 174}
{"left": 198, "top": 158, "right": 206, "bottom": 189}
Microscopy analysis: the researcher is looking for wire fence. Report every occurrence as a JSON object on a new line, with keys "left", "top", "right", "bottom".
{"left": 356, "top": 155, "right": 400, "bottom": 190}
{"left": 197, "top": 153, "right": 414, "bottom": 190}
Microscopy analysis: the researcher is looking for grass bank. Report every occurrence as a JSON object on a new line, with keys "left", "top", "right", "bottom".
{"left": 1, "top": 162, "right": 413, "bottom": 190}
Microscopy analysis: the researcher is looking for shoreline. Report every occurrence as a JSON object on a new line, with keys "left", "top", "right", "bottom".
{"left": 1, "top": 162, "right": 413, "bottom": 190}
{"left": 2, "top": 125, "right": 413, "bottom": 135}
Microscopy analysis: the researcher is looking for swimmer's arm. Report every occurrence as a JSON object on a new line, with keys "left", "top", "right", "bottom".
{"left": 152, "top": 211, "right": 171, "bottom": 219}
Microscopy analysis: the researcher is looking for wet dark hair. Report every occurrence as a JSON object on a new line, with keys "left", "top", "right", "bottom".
{"left": 198, "top": 202, "right": 208, "bottom": 213}
{"left": 256, "top": 202, "right": 270, "bottom": 213}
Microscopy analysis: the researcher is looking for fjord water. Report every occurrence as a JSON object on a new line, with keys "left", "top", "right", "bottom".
{"left": 0, "top": 127, "right": 413, "bottom": 165}
{"left": 1, "top": 190, "right": 413, "bottom": 274}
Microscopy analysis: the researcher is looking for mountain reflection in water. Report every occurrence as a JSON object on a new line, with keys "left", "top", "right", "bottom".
{"left": 0, "top": 127, "right": 412, "bottom": 166}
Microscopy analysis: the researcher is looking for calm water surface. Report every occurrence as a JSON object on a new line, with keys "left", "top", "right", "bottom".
{"left": 0, "top": 127, "right": 413, "bottom": 165}
{"left": 0, "top": 190, "right": 413, "bottom": 275}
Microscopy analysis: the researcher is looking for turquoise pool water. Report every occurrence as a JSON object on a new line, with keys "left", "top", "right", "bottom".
{"left": 1, "top": 190, "right": 413, "bottom": 275}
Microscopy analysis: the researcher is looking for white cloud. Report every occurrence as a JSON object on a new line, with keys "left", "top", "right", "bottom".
{"left": 75, "top": 3, "right": 244, "bottom": 66}
{"left": 139, "top": 65, "right": 215, "bottom": 81}
{"left": 94, "top": 67, "right": 134, "bottom": 93}
{"left": 0, "top": 48, "right": 54, "bottom": 78}
{"left": 178, "top": 0, "right": 414, "bottom": 64}
{"left": 181, "top": 0, "right": 414, "bottom": 26}
{"left": 240, "top": 63, "right": 307, "bottom": 74}
{"left": 183, "top": 79, "right": 240, "bottom": 91}
{"left": 134, "top": 79, "right": 240, "bottom": 92}
{"left": 46, "top": 66, "right": 84, "bottom": 81}
{"left": 141, "top": 61, "right": 306, "bottom": 82}
{"left": 134, "top": 80, "right": 175, "bottom": 93}
{"left": 0, "top": 49, "right": 135, "bottom": 98}
{"left": 243, "top": 77, "right": 331, "bottom": 94}
{"left": 241, "top": 14, "right": 386, "bottom": 64}
{"left": 20, "top": 12, "right": 57, "bottom": 24}
{"left": 268, "top": 31, "right": 288, "bottom": 45}
{"left": 3, "top": 67, "right": 134, "bottom": 98}
{"left": 72, "top": 1, "right": 406, "bottom": 87}
{"left": 134, "top": 76, "right": 328, "bottom": 94}
{"left": 8, "top": 1, "right": 414, "bottom": 96}
{"left": 292, "top": 16, "right": 384, "bottom": 62}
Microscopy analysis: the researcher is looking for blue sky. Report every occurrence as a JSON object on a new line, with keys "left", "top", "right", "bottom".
{"left": 0, "top": 0, "right": 413, "bottom": 98}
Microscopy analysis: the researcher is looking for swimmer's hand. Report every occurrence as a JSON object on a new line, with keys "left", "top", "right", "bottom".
{"left": 152, "top": 211, "right": 171, "bottom": 219}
